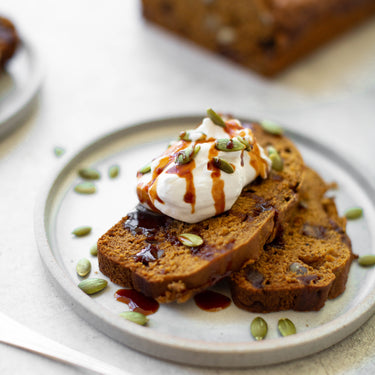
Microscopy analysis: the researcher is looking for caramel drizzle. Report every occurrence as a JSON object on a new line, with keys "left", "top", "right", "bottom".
{"left": 249, "top": 141, "right": 269, "bottom": 179}
{"left": 166, "top": 159, "right": 196, "bottom": 214}
{"left": 240, "top": 150, "right": 245, "bottom": 167}
{"left": 223, "top": 119, "right": 243, "bottom": 136}
{"left": 137, "top": 155, "right": 172, "bottom": 212}
{"left": 207, "top": 143, "right": 225, "bottom": 215}
{"left": 137, "top": 141, "right": 198, "bottom": 214}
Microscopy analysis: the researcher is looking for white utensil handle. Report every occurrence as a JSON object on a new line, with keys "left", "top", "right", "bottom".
{"left": 0, "top": 312, "right": 129, "bottom": 375}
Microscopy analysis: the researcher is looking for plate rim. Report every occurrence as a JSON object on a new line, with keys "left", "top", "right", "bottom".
{"left": 34, "top": 114, "right": 375, "bottom": 367}
{"left": 0, "top": 36, "right": 43, "bottom": 138}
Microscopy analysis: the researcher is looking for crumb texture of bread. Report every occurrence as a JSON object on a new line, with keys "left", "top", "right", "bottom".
{"left": 141, "top": 0, "right": 375, "bottom": 75}
{"left": 97, "top": 123, "right": 305, "bottom": 303}
{"left": 230, "top": 167, "right": 354, "bottom": 313}
{"left": 0, "top": 16, "right": 19, "bottom": 70}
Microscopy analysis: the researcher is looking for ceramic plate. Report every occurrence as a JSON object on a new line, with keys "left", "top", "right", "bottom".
{"left": 35, "top": 116, "right": 375, "bottom": 367}
{"left": 0, "top": 38, "right": 42, "bottom": 138}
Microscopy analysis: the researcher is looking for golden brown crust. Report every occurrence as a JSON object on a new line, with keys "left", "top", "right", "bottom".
{"left": 141, "top": 0, "right": 375, "bottom": 76}
{"left": 97, "top": 123, "right": 305, "bottom": 303}
{"left": 230, "top": 167, "right": 354, "bottom": 313}
{"left": 0, "top": 16, "right": 19, "bottom": 70}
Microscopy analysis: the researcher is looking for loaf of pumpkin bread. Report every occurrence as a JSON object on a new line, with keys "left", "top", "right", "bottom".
{"left": 141, "top": 0, "right": 375, "bottom": 76}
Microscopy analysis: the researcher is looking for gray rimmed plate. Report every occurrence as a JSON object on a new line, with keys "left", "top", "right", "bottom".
{"left": 0, "top": 37, "right": 42, "bottom": 138}
{"left": 34, "top": 115, "right": 375, "bottom": 368}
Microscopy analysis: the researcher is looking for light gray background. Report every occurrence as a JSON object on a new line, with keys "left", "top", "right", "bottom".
{"left": 1, "top": 1, "right": 375, "bottom": 374}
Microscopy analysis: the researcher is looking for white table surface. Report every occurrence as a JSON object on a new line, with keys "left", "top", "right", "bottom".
{"left": 1, "top": 1, "right": 375, "bottom": 374}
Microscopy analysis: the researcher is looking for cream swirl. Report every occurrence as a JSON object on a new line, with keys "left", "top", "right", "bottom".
{"left": 137, "top": 115, "right": 271, "bottom": 223}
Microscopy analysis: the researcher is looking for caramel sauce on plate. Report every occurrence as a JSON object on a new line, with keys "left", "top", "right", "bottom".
{"left": 207, "top": 143, "right": 225, "bottom": 215}
{"left": 166, "top": 160, "right": 196, "bottom": 213}
{"left": 194, "top": 290, "right": 231, "bottom": 312}
{"left": 115, "top": 289, "right": 159, "bottom": 315}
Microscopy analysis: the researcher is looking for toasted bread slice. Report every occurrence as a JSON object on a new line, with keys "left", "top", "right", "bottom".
{"left": 230, "top": 167, "right": 354, "bottom": 312}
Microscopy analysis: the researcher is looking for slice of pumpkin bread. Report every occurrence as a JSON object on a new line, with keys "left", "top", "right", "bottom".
{"left": 97, "top": 122, "right": 304, "bottom": 303}
{"left": 230, "top": 167, "right": 354, "bottom": 312}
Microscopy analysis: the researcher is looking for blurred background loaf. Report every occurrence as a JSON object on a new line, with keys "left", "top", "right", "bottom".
{"left": 141, "top": 0, "right": 375, "bottom": 76}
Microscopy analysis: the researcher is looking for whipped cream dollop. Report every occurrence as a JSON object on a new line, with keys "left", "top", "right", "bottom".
{"left": 137, "top": 115, "right": 271, "bottom": 223}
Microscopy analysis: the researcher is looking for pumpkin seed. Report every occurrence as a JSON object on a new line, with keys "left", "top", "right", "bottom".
{"left": 138, "top": 162, "right": 151, "bottom": 174}
{"left": 90, "top": 244, "right": 98, "bottom": 256}
{"left": 344, "top": 207, "right": 363, "bottom": 220}
{"left": 78, "top": 167, "right": 101, "bottom": 180}
{"left": 119, "top": 311, "right": 149, "bottom": 326}
{"left": 167, "top": 140, "right": 176, "bottom": 149}
{"left": 278, "top": 318, "right": 296, "bottom": 336}
{"left": 193, "top": 145, "right": 201, "bottom": 156}
{"left": 207, "top": 108, "right": 226, "bottom": 127}
{"left": 270, "top": 153, "right": 284, "bottom": 171}
{"left": 74, "top": 182, "right": 96, "bottom": 194}
{"left": 179, "top": 131, "right": 191, "bottom": 141}
{"left": 215, "top": 138, "right": 246, "bottom": 152}
{"left": 179, "top": 131, "right": 206, "bottom": 142}
{"left": 358, "top": 255, "right": 375, "bottom": 267}
{"left": 72, "top": 226, "right": 92, "bottom": 237}
{"left": 250, "top": 317, "right": 268, "bottom": 341}
{"left": 236, "top": 136, "right": 252, "bottom": 151}
{"left": 267, "top": 146, "right": 283, "bottom": 171}
{"left": 178, "top": 233, "right": 204, "bottom": 247}
{"left": 78, "top": 278, "right": 107, "bottom": 295}
{"left": 260, "top": 120, "right": 284, "bottom": 135}
{"left": 175, "top": 145, "right": 200, "bottom": 165}
{"left": 76, "top": 258, "right": 91, "bottom": 277}
{"left": 289, "top": 262, "right": 308, "bottom": 275}
{"left": 108, "top": 165, "right": 120, "bottom": 178}
{"left": 54, "top": 146, "right": 65, "bottom": 157}
{"left": 212, "top": 157, "right": 235, "bottom": 174}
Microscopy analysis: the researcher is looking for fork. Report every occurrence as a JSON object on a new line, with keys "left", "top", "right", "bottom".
{"left": 0, "top": 311, "right": 130, "bottom": 375}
